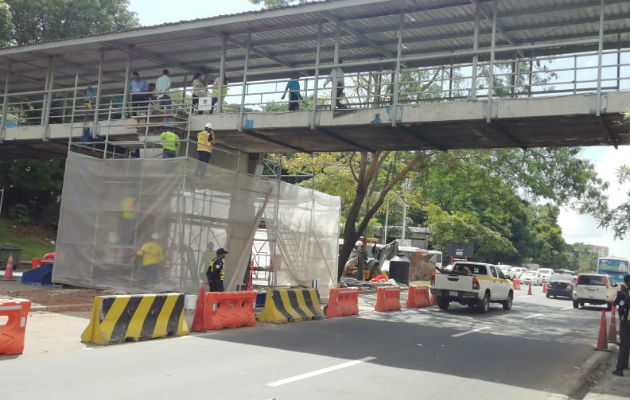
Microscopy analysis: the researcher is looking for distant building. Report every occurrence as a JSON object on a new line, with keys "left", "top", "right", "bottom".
{"left": 586, "top": 245, "right": 609, "bottom": 258}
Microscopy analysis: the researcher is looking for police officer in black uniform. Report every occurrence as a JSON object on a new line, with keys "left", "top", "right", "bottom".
{"left": 206, "top": 248, "right": 228, "bottom": 292}
{"left": 612, "top": 274, "right": 630, "bottom": 376}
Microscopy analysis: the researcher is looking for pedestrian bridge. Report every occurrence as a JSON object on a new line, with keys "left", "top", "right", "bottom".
{"left": 1, "top": 0, "right": 629, "bottom": 159}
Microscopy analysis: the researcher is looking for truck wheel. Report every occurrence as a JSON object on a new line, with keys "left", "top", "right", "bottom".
{"left": 573, "top": 299, "right": 579, "bottom": 309}
{"left": 502, "top": 291, "right": 513, "bottom": 310}
{"left": 437, "top": 297, "right": 449, "bottom": 310}
{"left": 478, "top": 291, "right": 490, "bottom": 313}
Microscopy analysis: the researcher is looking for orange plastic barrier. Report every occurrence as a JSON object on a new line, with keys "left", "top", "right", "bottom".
{"left": 201, "top": 291, "right": 256, "bottom": 330}
{"left": 325, "top": 288, "right": 359, "bottom": 317}
{"left": 0, "top": 298, "right": 31, "bottom": 355}
{"left": 513, "top": 279, "right": 521, "bottom": 290}
{"left": 375, "top": 286, "right": 401, "bottom": 312}
{"left": 406, "top": 285, "right": 432, "bottom": 308}
{"left": 31, "top": 258, "right": 42, "bottom": 269}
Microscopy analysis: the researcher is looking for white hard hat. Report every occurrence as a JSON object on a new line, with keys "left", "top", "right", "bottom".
{"left": 355, "top": 240, "right": 363, "bottom": 247}
{"left": 151, "top": 233, "right": 159, "bottom": 240}
{"left": 204, "top": 122, "right": 213, "bottom": 130}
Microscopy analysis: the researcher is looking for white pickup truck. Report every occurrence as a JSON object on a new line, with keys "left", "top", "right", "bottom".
{"left": 430, "top": 261, "right": 514, "bottom": 313}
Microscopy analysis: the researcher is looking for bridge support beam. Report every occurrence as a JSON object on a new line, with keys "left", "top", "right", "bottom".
{"left": 392, "top": 11, "right": 404, "bottom": 128}
{"left": 596, "top": 0, "right": 605, "bottom": 116}
{"left": 217, "top": 34, "right": 227, "bottom": 114}
{"left": 311, "top": 22, "right": 323, "bottom": 130}
{"left": 238, "top": 33, "right": 251, "bottom": 132}
{"left": 1, "top": 63, "right": 10, "bottom": 143}
{"left": 486, "top": 0, "right": 497, "bottom": 123}
{"left": 122, "top": 54, "right": 131, "bottom": 118}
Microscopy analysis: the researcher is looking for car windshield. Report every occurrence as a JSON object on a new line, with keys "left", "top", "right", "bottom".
{"left": 551, "top": 274, "right": 574, "bottom": 282}
{"left": 523, "top": 271, "right": 536, "bottom": 276}
{"left": 539, "top": 269, "right": 553, "bottom": 274}
{"left": 577, "top": 275, "right": 607, "bottom": 286}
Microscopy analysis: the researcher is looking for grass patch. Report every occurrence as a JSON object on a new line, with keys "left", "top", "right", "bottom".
{"left": 0, "top": 217, "right": 55, "bottom": 266}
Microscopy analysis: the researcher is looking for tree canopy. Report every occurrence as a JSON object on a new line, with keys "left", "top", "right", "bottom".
{"left": 1, "top": 0, "right": 137, "bottom": 46}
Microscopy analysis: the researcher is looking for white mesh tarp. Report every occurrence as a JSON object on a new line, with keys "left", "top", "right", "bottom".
{"left": 53, "top": 152, "right": 340, "bottom": 296}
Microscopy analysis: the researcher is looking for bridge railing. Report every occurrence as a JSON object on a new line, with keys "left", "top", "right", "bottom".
{"left": 1, "top": 48, "right": 628, "bottom": 136}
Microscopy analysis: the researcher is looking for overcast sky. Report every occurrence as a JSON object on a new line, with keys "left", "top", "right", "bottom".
{"left": 127, "top": 0, "right": 630, "bottom": 260}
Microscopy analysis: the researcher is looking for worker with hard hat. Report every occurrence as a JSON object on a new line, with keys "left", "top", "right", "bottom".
{"left": 136, "top": 233, "right": 164, "bottom": 284}
{"left": 197, "top": 122, "right": 215, "bottom": 164}
{"left": 195, "top": 122, "right": 215, "bottom": 176}
{"left": 158, "top": 123, "right": 179, "bottom": 158}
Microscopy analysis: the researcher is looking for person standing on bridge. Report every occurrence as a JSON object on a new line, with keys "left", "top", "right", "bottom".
{"left": 155, "top": 69, "right": 172, "bottom": 111}
{"left": 281, "top": 72, "right": 303, "bottom": 111}
{"left": 129, "top": 71, "right": 148, "bottom": 115}
{"left": 206, "top": 248, "right": 228, "bottom": 292}
{"left": 613, "top": 274, "right": 630, "bottom": 376}
{"left": 195, "top": 122, "right": 215, "bottom": 176}
{"left": 191, "top": 73, "right": 207, "bottom": 115}
{"left": 324, "top": 59, "right": 347, "bottom": 109}
{"left": 158, "top": 124, "right": 179, "bottom": 158}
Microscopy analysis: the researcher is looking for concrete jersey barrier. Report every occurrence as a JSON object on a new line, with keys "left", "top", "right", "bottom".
{"left": 81, "top": 293, "right": 189, "bottom": 345}
{"left": 258, "top": 288, "right": 324, "bottom": 323}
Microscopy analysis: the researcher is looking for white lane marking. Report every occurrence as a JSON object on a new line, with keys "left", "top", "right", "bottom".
{"left": 561, "top": 306, "right": 574, "bottom": 311}
{"left": 451, "top": 327, "right": 490, "bottom": 337}
{"left": 266, "top": 356, "right": 376, "bottom": 387}
{"left": 523, "top": 313, "right": 544, "bottom": 319}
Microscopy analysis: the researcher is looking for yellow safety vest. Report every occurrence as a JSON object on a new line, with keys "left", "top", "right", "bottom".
{"left": 137, "top": 241, "right": 164, "bottom": 266}
{"left": 159, "top": 131, "right": 179, "bottom": 151}
{"left": 197, "top": 130, "right": 213, "bottom": 153}
{"left": 121, "top": 196, "right": 135, "bottom": 220}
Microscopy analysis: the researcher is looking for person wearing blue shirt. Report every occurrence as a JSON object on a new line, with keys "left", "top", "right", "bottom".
{"left": 128, "top": 71, "right": 148, "bottom": 115}
{"left": 281, "top": 73, "right": 303, "bottom": 111}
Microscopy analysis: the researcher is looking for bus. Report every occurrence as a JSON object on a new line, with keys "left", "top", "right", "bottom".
{"left": 596, "top": 257, "right": 630, "bottom": 285}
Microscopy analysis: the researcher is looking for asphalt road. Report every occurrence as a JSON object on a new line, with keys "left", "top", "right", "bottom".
{"left": 0, "top": 287, "right": 609, "bottom": 400}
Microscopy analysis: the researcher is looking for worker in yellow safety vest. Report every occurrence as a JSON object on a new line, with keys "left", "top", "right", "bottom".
{"left": 197, "top": 122, "right": 215, "bottom": 164}
{"left": 136, "top": 233, "right": 164, "bottom": 284}
{"left": 195, "top": 122, "right": 215, "bottom": 176}
{"left": 158, "top": 124, "right": 179, "bottom": 158}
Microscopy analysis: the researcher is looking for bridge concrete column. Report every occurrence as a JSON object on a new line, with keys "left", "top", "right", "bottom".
{"left": 310, "top": 22, "right": 323, "bottom": 130}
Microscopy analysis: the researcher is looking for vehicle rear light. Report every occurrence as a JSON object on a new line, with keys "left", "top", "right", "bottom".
{"left": 430, "top": 274, "right": 435, "bottom": 286}
{"left": 472, "top": 277, "right": 480, "bottom": 290}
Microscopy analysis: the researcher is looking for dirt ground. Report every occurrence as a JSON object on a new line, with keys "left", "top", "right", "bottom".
{"left": 0, "top": 280, "right": 113, "bottom": 312}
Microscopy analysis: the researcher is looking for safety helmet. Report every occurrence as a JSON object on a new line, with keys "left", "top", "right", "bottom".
{"left": 355, "top": 240, "right": 363, "bottom": 247}
{"left": 204, "top": 122, "right": 213, "bottom": 130}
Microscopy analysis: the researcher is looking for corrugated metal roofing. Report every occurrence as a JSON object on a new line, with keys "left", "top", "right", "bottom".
{"left": 1, "top": 0, "right": 628, "bottom": 94}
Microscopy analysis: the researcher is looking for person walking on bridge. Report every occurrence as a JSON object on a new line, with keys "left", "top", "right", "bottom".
{"left": 206, "top": 248, "right": 228, "bottom": 292}
{"left": 281, "top": 72, "right": 303, "bottom": 111}
{"left": 324, "top": 59, "right": 347, "bottom": 109}
{"left": 158, "top": 124, "right": 179, "bottom": 158}
{"left": 613, "top": 274, "right": 630, "bottom": 376}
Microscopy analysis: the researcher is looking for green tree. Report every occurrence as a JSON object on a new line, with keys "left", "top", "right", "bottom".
{"left": 598, "top": 164, "right": 630, "bottom": 240}
{"left": 0, "top": 1, "right": 13, "bottom": 47}
{"left": 3, "top": 0, "right": 137, "bottom": 46}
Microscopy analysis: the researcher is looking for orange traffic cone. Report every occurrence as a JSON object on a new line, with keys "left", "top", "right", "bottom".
{"left": 2, "top": 253, "right": 15, "bottom": 281}
{"left": 542, "top": 283, "right": 547, "bottom": 294}
{"left": 595, "top": 310, "right": 610, "bottom": 351}
{"left": 608, "top": 306, "right": 618, "bottom": 344}
{"left": 527, "top": 281, "right": 532, "bottom": 295}
{"left": 191, "top": 286, "right": 206, "bottom": 332}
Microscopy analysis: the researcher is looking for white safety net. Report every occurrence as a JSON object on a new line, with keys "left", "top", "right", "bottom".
{"left": 53, "top": 152, "right": 340, "bottom": 296}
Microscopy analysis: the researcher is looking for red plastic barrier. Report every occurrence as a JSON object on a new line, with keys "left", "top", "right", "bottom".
{"left": 406, "top": 285, "right": 432, "bottom": 308}
{"left": 513, "top": 279, "right": 521, "bottom": 290}
{"left": 0, "top": 299, "right": 31, "bottom": 355}
{"left": 201, "top": 291, "right": 256, "bottom": 330}
{"left": 325, "top": 288, "right": 359, "bottom": 317}
{"left": 375, "top": 286, "right": 401, "bottom": 312}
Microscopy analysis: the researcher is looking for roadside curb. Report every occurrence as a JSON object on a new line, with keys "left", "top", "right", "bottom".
{"left": 559, "top": 349, "right": 613, "bottom": 400}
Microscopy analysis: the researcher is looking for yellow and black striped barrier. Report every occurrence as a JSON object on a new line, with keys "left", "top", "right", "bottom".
{"left": 258, "top": 288, "right": 324, "bottom": 324}
{"left": 81, "top": 293, "right": 189, "bottom": 345}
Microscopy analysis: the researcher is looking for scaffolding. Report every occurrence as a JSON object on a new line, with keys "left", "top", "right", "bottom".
{"left": 53, "top": 152, "right": 340, "bottom": 296}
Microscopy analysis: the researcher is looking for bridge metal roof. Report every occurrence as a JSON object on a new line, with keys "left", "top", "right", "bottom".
{"left": 1, "top": 0, "right": 629, "bottom": 94}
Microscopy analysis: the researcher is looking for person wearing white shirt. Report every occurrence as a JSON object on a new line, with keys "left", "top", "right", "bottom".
{"left": 324, "top": 59, "right": 347, "bottom": 109}
{"left": 155, "top": 69, "right": 172, "bottom": 110}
